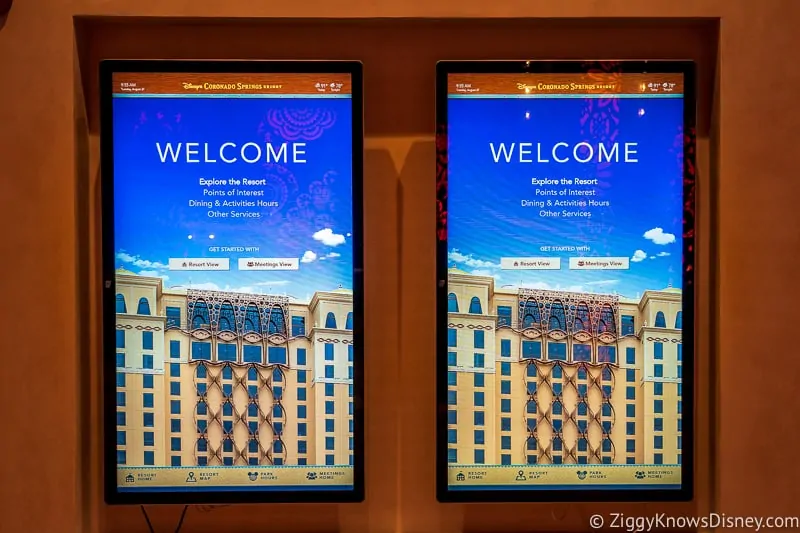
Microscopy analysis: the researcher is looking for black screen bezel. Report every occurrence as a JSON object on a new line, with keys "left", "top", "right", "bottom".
{"left": 100, "top": 59, "right": 365, "bottom": 505}
{"left": 434, "top": 60, "right": 697, "bottom": 503}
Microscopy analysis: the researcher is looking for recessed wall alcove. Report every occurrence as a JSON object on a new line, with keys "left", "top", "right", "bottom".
{"left": 72, "top": 15, "right": 720, "bottom": 533}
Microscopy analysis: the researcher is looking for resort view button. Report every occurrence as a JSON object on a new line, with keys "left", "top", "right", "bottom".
{"left": 238, "top": 258, "right": 300, "bottom": 271}
{"left": 569, "top": 257, "right": 630, "bottom": 270}
{"left": 168, "top": 258, "right": 230, "bottom": 271}
{"left": 501, "top": 257, "right": 561, "bottom": 270}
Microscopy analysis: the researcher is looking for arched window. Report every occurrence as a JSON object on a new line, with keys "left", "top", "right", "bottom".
{"left": 244, "top": 304, "right": 261, "bottom": 334}
{"left": 136, "top": 297, "right": 151, "bottom": 315}
{"left": 597, "top": 304, "right": 617, "bottom": 335}
{"left": 345, "top": 312, "right": 353, "bottom": 330}
{"left": 548, "top": 301, "right": 566, "bottom": 331}
{"left": 654, "top": 311, "right": 667, "bottom": 328}
{"left": 574, "top": 302, "right": 591, "bottom": 333}
{"left": 468, "top": 297, "right": 482, "bottom": 314}
{"left": 115, "top": 294, "right": 127, "bottom": 313}
{"left": 675, "top": 311, "right": 683, "bottom": 329}
{"left": 325, "top": 312, "right": 337, "bottom": 329}
{"left": 218, "top": 302, "right": 237, "bottom": 332}
{"left": 267, "top": 306, "right": 286, "bottom": 336}
{"left": 448, "top": 293, "right": 459, "bottom": 313}
{"left": 521, "top": 299, "right": 541, "bottom": 329}
{"left": 191, "top": 301, "right": 210, "bottom": 329}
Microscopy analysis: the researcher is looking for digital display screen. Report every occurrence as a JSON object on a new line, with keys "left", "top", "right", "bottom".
{"left": 437, "top": 63, "right": 693, "bottom": 499}
{"left": 102, "top": 63, "right": 363, "bottom": 503}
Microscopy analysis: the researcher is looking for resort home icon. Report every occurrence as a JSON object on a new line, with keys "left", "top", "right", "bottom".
{"left": 125, "top": 474, "right": 135, "bottom": 483}
{"left": 455, "top": 472, "right": 465, "bottom": 482}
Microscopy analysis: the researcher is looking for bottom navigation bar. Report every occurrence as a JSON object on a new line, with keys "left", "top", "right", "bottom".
{"left": 118, "top": 465, "right": 353, "bottom": 488}
{"left": 448, "top": 464, "right": 680, "bottom": 487}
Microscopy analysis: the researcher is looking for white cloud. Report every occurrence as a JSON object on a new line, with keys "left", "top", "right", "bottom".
{"left": 313, "top": 228, "right": 346, "bottom": 247}
{"left": 656, "top": 251, "right": 671, "bottom": 257}
{"left": 585, "top": 279, "right": 619, "bottom": 286}
{"left": 187, "top": 282, "right": 258, "bottom": 294}
{"left": 643, "top": 227, "right": 676, "bottom": 245}
{"left": 254, "top": 280, "right": 291, "bottom": 286}
{"left": 631, "top": 250, "right": 647, "bottom": 262}
{"left": 519, "top": 281, "right": 587, "bottom": 293}
{"left": 650, "top": 256, "right": 656, "bottom": 260}
{"left": 496, "top": 279, "right": 627, "bottom": 295}
{"left": 448, "top": 249, "right": 499, "bottom": 269}
{"left": 300, "top": 250, "right": 317, "bottom": 263}
{"left": 117, "top": 251, "right": 167, "bottom": 269}
{"left": 471, "top": 269, "right": 498, "bottom": 279}
{"left": 138, "top": 270, "right": 169, "bottom": 280}
{"left": 319, "top": 251, "right": 340, "bottom": 261}
{"left": 187, "top": 282, "right": 221, "bottom": 291}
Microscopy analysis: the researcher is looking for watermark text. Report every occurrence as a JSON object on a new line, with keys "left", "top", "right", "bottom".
{"left": 589, "top": 513, "right": 800, "bottom": 532}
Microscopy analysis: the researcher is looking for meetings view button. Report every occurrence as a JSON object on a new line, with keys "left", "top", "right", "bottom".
{"left": 168, "top": 258, "right": 230, "bottom": 271}
{"left": 238, "top": 258, "right": 300, "bottom": 271}
{"left": 569, "top": 257, "right": 630, "bottom": 270}
{"left": 501, "top": 257, "right": 561, "bottom": 270}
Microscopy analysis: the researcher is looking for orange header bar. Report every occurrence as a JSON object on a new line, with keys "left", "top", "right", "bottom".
{"left": 447, "top": 73, "right": 684, "bottom": 96}
{"left": 112, "top": 73, "right": 352, "bottom": 95}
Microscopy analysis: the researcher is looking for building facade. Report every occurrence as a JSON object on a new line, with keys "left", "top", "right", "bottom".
{"left": 113, "top": 269, "right": 355, "bottom": 469}
{"left": 446, "top": 269, "right": 683, "bottom": 467}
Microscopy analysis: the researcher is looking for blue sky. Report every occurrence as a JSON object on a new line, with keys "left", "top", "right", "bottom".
{"left": 447, "top": 96, "right": 684, "bottom": 299}
{"left": 113, "top": 96, "right": 353, "bottom": 302}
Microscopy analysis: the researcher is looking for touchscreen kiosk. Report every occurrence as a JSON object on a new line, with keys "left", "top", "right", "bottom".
{"left": 436, "top": 60, "right": 695, "bottom": 502}
{"left": 101, "top": 60, "right": 364, "bottom": 504}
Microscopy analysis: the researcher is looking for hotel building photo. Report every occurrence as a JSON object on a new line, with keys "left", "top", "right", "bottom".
{"left": 112, "top": 269, "right": 355, "bottom": 469}
{"left": 446, "top": 268, "right": 684, "bottom": 467}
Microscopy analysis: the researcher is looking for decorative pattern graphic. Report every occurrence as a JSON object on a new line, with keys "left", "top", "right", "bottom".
{"left": 193, "top": 362, "right": 287, "bottom": 466}
{"left": 682, "top": 126, "right": 697, "bottom": 286}
{"left": 435, "top": 123, "right": 449, "bottom": 242}
{"left": 526, "top": 362, "right": 616, "bottom": 465}
{"left": 447, "top": 323, "right": 494, "bottom": 331}
{"left": 185, "top": 289, "right": 289, "bottom": 340}
{"left": 577, "top": 61, "right": 623, "bottom": 251}
{"left": 133, "top": 110, "right": 183, "bottom": 135}
{"left": 279, "top": 170, "right": 340, "bottom": 247}
{"left": 513, "top": 287, "right": 619, "bottom": 463}
{"left": 646, "top": 337, "right": 682, "bottom": 343}
{"left": 116, "top": 324, "right": 163, "bottom": 332}
{"left": 256, "top": 164, "right": 299, "bottom": 225}
{"left": 517, "top": 288, "right": 619, "bottom": 339}
{"left": 266, "top": 108, "right": 336, "bottom": 141}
